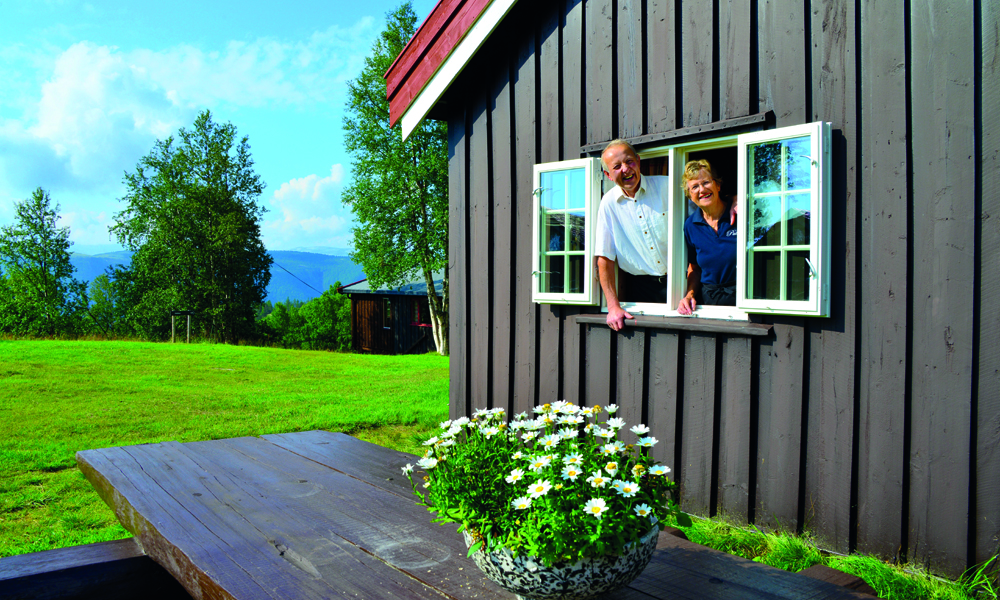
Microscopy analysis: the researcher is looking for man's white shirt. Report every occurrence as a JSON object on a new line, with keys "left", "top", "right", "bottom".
{"left": 595, "top": 175, "right": 670, "bottom": 277}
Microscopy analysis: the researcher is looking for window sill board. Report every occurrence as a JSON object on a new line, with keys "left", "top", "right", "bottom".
{"left": 574, "top": 314, "right": 773, "bottom": 337}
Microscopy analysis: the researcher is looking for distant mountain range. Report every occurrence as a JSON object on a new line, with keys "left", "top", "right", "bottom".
{"left": 69, "top": 250, "right": 366, "bottom": 303}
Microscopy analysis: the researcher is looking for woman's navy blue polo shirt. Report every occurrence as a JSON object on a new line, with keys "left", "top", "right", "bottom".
{"left": 683, "top": 202, "right": 738, "bottom": 286}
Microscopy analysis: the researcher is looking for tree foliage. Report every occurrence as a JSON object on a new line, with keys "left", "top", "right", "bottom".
{"left": 259, "top": 285, "right": 351, "bottom": 351}
{"left": 342, "top": 2, "right": 449, "bottom": 355}
{"left": 111, "top": 110, "right": 272, "bottom": 342}
{"left": 0, "top": 188, "right": 89, "bottom": 336}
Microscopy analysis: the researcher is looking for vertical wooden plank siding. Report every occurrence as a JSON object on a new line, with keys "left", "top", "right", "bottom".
{"left": 512, "top": 28, "right": 538, "bottom": 415}
{"left": 718, "top": 0, "right": 752, "bottom": 119}
{"left": 645, "top": 0, "right": 677, "bottom": 135}
{"left": 448, "top": 113, "right": 468, "bottom": 419}
{"left": 977, "top": 0, "right": 1000, "bottom": 567}
{"left": 804, "top": 0, "right": 857, "bottom": 553}
{"left": 585, "top": 0, "right": 614, "bottom": 143}
{"left": 560, "top": 0, "right": 586, "bottom": 405}
{"left": 679, "top": 333, "right": 715, "bottom": 517}
{"left": 717, "top": 336, "right": 752, "bottom": 520}
{"left": 856, "top": 0, "right": 908, "bottom": 559}
{"left": 616, "top": 329, "right": 646, "bottom": 427}
{"left": 757, "top": 0, "right": 808, "bottom": 123}
{"left": 491, "top": 68, "right": 514, "bottom": 413}
{"left": 647, "top": 330, "right": 681, "bottom": 469}
{"left": 755, "top": 322, "right": 804, "bottom": 530}
{"left": 755, "top": 0, "right": 807, "bottom": 534}
{"left": 537, "top": 5, "right": 563, "bottom": 404}
{"left": 908, "top": 0, "right": 975, "bottom": 574}
{"left": 680, "top": 0, "right": 714, "bottom": 126}
{"left": 469, "top": 92, "right": 492, "bottom": 408}
{"left": 618, "top": 0, "right": 644, "bottom": 138}
{"left": 585, "top": 326, "right": 614, "bottom": 408}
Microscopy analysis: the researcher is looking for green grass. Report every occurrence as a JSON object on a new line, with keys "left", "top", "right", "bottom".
{"left": 673, "top": 515, "right": 998, "bottom": 600}
{"left": 0, "top": 340, "right": 449, "bottom": 557}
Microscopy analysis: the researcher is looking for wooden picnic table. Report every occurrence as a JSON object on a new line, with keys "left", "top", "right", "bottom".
{"left": 76, "top": 431, "right": 877, "bottom": 600}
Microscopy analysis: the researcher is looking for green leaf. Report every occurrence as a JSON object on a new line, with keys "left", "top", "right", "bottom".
{"left": 676, "top": 512, "right": 694, "bottom": 528}
{"left": 467, "top": 540, "right": 483, "bottom": 557}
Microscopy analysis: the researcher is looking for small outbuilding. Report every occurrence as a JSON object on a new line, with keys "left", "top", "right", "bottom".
{"left": 338, "top": 272, "right": 444, "bottom": 354}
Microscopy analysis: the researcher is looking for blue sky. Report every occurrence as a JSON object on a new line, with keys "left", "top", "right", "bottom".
{"left": 0, "top": 0, "right": 436, "bottom": 254}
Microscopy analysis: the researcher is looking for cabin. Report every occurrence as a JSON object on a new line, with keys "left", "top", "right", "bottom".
{"left": 338, "top": 272, "right": 444, "bottom": 354}
{"left": 386, "top": 0, "right": 999, "bottom": 578}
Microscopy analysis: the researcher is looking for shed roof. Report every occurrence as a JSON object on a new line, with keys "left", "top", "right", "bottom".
{"left": 385, "top": 0, "right": 515, "bottom": 138}
{"left": 338, "top": 271, "right": 445, "bottom": 296}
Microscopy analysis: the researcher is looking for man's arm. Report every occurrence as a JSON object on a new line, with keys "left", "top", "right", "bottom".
{"left": 598, "top": 256, "right": 632, "bottom": 331}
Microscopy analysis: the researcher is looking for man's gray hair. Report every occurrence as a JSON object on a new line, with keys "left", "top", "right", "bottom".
{"left": 602, "top": 139, "right": 638, "bottom": 157}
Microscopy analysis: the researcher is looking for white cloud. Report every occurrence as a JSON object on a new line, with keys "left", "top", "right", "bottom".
{"left": 263, "top": 164, "right": 356, "bottom": 249}
{"left": 0, "top": 17, "right": 380, "bottom": 220}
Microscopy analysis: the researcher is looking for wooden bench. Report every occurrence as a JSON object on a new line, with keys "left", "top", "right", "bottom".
{"left": 4, "top": 431, "right": 881, "bottom": 599}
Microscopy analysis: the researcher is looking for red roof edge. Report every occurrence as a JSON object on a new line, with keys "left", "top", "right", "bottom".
{"left": 384, "top": 0, "right": 492, "bottom": 127}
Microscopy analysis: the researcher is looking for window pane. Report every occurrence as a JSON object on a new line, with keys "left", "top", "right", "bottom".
{"left": 752, "top": 195, "right": 783, "bottom": 247}
{"left": 541, "top": 212, "right": 565, "bottom": 251}
{"left": 568, "top": 255, "right": 584, "bottom": 293}
{"left": 540, "top": 168, "right": 586, "bottom": 210}
{"left": 750, "top": 250, "right": 781, "bottom": 300}
{"left": 751, "top": 141, "right": 784, "bottom": 193}
{"left": 786, "top": 193, "right": 811, "bottom": 245}
{"left": 787, "top": 251, "right": 811, "bottom": 301}
{"left": 785, "top": 137, "right": 812, "bottom": 190}
{"left": 568, "top": 210, "right": 586, "bottom": 251}
{"left": 540, "top": 255, "right": 565, "bottom": 293}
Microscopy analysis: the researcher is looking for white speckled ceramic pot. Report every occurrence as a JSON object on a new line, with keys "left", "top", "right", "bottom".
{"left": 462, "top": 525, "right": 659, "bottom": 600}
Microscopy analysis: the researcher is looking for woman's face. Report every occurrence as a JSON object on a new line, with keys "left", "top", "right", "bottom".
{"left": 685, "top": 169, "right": 721, "bottom": 210}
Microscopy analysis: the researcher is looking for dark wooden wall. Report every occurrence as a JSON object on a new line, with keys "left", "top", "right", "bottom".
{"left": 443, "top": 0, "right": 999, "bottom": 577}
{"left": 351, "top": 295, "right": 434, "bottom": 354}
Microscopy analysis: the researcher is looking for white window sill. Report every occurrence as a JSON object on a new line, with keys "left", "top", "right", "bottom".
{"left": 574, "top": 314, "right": 772, "bottom": 337}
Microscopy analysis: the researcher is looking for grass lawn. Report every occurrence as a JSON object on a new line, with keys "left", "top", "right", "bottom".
{"left": 0, "top": 340, "right": 449, "bottom": 557}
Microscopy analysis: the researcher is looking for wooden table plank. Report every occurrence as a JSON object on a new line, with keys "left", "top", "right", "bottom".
{"left": 261, "top": 430, "right": 416, "bottom": 498}
{"left": 78, "top": 437, "right": 510, "bottom": 600}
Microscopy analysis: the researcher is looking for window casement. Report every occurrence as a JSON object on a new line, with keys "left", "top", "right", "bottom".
{"left": 530, "top": 121, "right": 831, "bottom": 319}
{"left": 531, "top": 158, "right": 604, "bottom": 305}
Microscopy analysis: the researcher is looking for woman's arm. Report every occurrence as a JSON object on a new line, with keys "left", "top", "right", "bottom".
{"left": 677, "top": 261, "right": 701, "bottom": 315}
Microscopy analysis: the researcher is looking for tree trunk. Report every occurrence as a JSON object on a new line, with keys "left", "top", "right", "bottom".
{"left": 422, "top": 266, "right": 448, "bottom": 355}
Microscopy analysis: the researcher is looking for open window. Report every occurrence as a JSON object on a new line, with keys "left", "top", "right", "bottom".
{"left": 530, "top": 121, "right": 831, "bottom": 319}
{"left": 531, "top": 158, "right": 603, "bottom": 305}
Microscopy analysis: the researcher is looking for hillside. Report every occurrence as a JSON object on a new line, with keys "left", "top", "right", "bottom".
{"left": 69, "top": 250, "right": 366, "bottom": 302}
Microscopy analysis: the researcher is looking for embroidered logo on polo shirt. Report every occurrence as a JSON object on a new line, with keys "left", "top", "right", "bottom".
{"left": 725, "top": 229, "right": 737, "bottom": 237}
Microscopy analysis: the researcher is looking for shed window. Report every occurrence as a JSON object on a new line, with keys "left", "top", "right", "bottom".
{"left": 530, "top": 121, "right": 831, "bottom": 319}
{"left": 383, "top": 298, "right": 392, "bottom": 329}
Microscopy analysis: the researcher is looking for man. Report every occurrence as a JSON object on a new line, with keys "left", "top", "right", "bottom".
{"left": 595, "top": 140, "right": 671, "bottom": 331}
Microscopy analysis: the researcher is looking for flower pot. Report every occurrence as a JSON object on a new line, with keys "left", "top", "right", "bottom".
{"left": 462, "top": 524, "right": 660, "bottom": 600}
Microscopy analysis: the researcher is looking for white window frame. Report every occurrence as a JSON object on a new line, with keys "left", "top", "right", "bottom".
{"left": 530, "top": 121, "right": 831, "bottom": 319}
{"left": 531, "top": 157, "right": 603, "bottom": 305}
{"left": 736, "top": 121, "right": 831, "bottom": 316}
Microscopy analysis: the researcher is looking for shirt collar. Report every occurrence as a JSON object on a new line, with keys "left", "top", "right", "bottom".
{"left": 690, "top": 198, "right": 734, "bottom": 226}
{"left": 613, "top": 175, "right": 647, "bottom": 202}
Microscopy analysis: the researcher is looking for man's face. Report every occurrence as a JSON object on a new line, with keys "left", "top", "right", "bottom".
{"left": 602, "top": 145, "right": 641, "bottom": 197}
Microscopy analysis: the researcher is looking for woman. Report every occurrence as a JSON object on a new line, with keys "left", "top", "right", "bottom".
{"left": 677, "top": 160, "right": 737, "bottom": 314}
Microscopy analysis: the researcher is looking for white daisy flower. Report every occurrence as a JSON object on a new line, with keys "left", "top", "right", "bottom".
{"left": 533, "top": 405, "right": 548, "bottom": 414}
{"left": 521, "top": 431, "right": 539, "bottom": 442}
{"left": 417, "top": 457, "right": 439, "bottom": 470}
{"left": 587, "top": 470, "right": 609, "bottom": 488}
{"left": 563, "top": 453, "right": 584, "bottom": 466}
{"left": 512, "top": 496, "right": 532, "bottom": 510}
{"left": 606, "top": 404, "right": 619, "bottom": 414}
{"left": 512, "top": 450, "right": 524, "bottom": 460}
{"left": 401, "top": 463, "right": 414, "bottom": 475}
{"left": 631, "top": 424, "right": 650, "bottom": 436}
{"left": 506, "top": 468, "right": 526, "bottom": 484}
{"left": 611, "top": 479, "right": 626, "bottom": 492}
{"left": 583, "top": 497, "right": 608, "bottom": 519}
{"left": 561, "top": 465, "right": 582, "bottom": 481}
{"left": 452, "top": 417, "right": 470, "bottom": 427}
{"left": 481, "top": 426, "right": 500, "bottom": 438}
{"left": 439, "top": 420, "right": 452, "bottom": 429}
{"left": 539, "top": 434, "right": 561, "bottom": 449}
{"left": 422, "top": 436, "right": 440, "bottom": 446}
{"left": 580, "top": 406, "right": 596, "bottom": 417}
{"left": 514, "top": 411, "right": 528, "bottom": 420}
{"left": 595, "top": 428, "right": 616, "bottom": 440}
{"left": 617, "top": 480, "right": 640, "bottom": 497}
{"left": 649, "top": 465, "right": 671, "bottom": 476}
{"left": 606, "top": 417, "right": 626, "bottom": 429}
{"left": 559, "top": 427, "right": 580, "bottom": 439}
{"left": 638, "top": 436, "right": 659, "bottom": 448}
{"left": 604, "top": 462, "right": 619, "bottom": 476}
{"left": 528, "top": 456, "right": 552, "bottom": 472}
{"left": 634, "top": 503, "right": 653, "bottom": 517}
{"left": 603, "top": 443, "right": 621, "bottom": 455}
{"left": 528, "top": 480, "right": 553, "bottom": 498}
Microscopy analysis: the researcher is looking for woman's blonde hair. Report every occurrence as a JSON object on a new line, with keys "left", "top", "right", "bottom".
{"left": 681, "top": 159, "right": 719, "bottom": 187}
